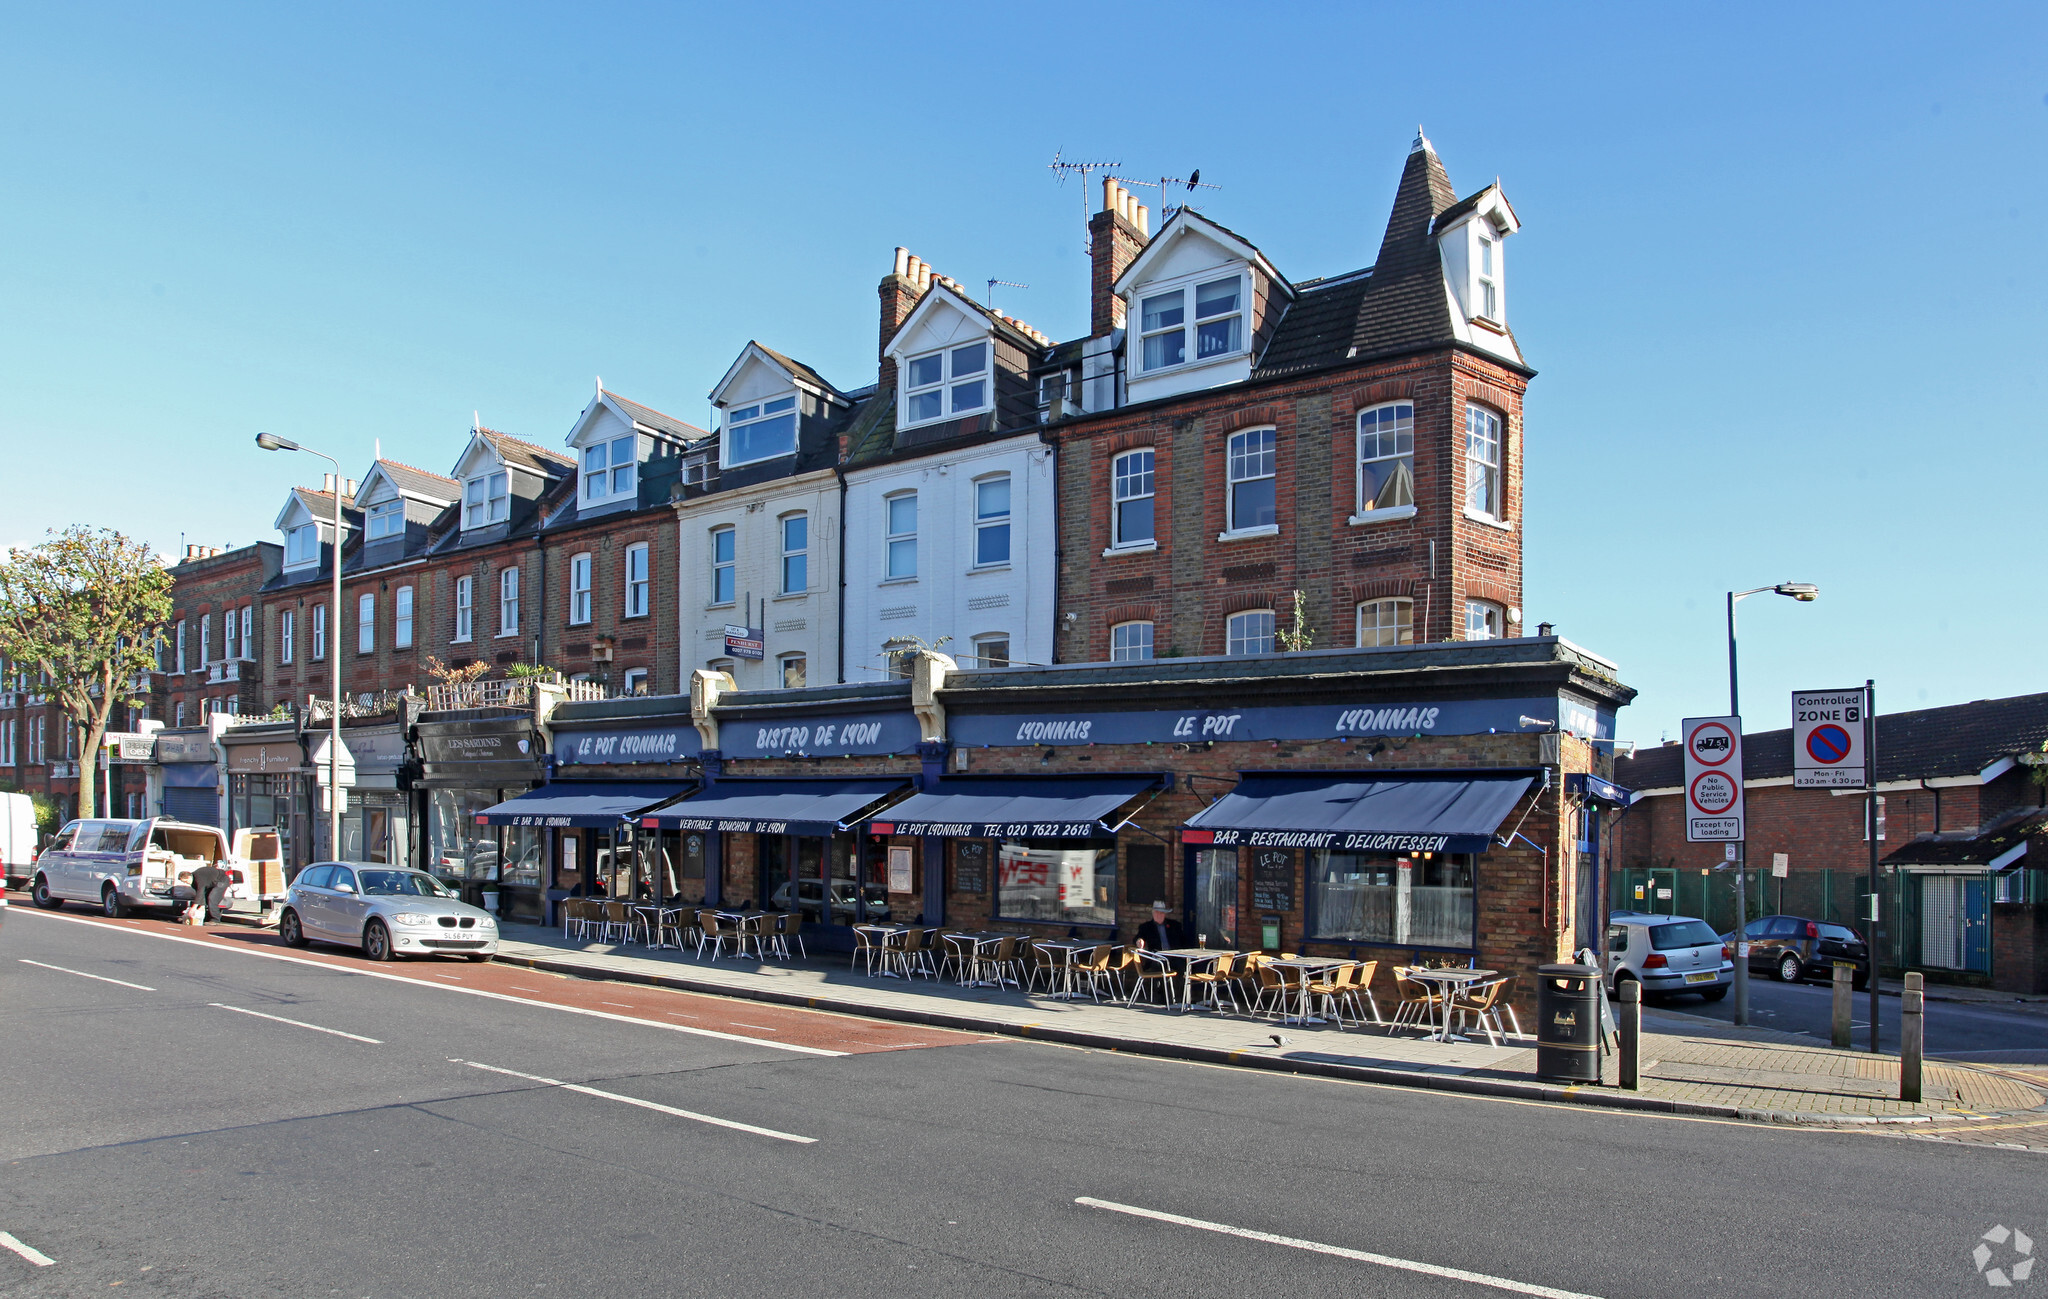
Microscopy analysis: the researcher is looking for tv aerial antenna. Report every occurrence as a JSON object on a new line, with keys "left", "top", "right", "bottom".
{"left": 985, "top": 278, "right": 1028, "bottom": 308}
{"left": 1109, "top": 171, "right": 1222, "bottom": 223}
{"left": 1049, "top": 149, "right": 1120, "bottom": 251}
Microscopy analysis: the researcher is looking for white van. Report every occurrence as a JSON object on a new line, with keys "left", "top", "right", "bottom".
{"left": 0, "top": 790, "right": 35, "bottom": 889}
{"left": 30, "top": 818, "right": 251, "bottom": 918}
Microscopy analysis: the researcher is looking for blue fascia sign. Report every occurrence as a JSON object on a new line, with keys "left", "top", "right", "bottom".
{"left": 720, "top": 710, "right": 922, "bottom": 759}
{"left": 949, "top": 693, "right": 1615, "bottom": 748}
{"left": 556, "top": 725, "right": 702, "bottom": 766}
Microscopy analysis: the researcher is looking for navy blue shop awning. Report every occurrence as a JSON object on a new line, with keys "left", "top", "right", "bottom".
{"left": 1182, "top": 772, "right": 1536, "bottom": 855}
{"left": 866, "top": 776, "right": 1164, "bottom": 839}
{"left": 642, "top": 778, "right": 912, "bottom": 837}
{"left": 478, "top": 781, "right": 696, "bottom": 829}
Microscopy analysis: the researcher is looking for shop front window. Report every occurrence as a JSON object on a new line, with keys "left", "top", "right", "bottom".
{"left": 1307, "top": 851, "right": 1476, "bottom": 949}
{"left": 427, "top": 789, "right": 498, "bottom": 884}
{"left": 996, "top": 840, "right": 1117, "bottom": 927}
{"left": 1193, "top": 847, "right": 1239, "bottom": 949}
{"left": 502, "top": 825, "right": 543, "bottom": 888}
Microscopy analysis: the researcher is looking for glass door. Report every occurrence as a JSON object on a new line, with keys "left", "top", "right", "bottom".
{"left": 758, "top": 834, "right": 791, "bottom": 915}
{"left": 1192, "top": 847, "right": 1238, "bottom": 949}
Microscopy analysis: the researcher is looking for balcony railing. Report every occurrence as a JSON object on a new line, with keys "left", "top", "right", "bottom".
{"left": 304, "top": 689, "right": 416, "bottom": 723}
{"left": 48, "top": 760, "right": 79, "bottom": 779}
{"left": 206, "top": 661, "right": 244, "bottom": 684}
{"left": 423, "top": 674, "right": 607, "bottom": 713}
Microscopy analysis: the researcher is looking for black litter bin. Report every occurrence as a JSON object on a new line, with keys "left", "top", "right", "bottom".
{"left": 1535, "top": 962, "right": 1601, "bottom": 1082}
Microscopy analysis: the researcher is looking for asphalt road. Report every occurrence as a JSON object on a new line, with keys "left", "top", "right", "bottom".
{"left": 3, "top": 902, "right": 2044, "bottom": 1299}
{"left": 1643, "top": 971, "right": 2048, "bottom": 1057}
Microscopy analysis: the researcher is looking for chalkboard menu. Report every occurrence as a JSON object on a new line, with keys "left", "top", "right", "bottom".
{"left": 1251, "top": 848, "right": 1294, "bottom": 912}
{"left": 953, "top": 840, "right": 989, "bottom": 895}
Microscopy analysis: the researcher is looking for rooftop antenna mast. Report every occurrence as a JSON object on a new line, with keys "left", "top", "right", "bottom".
{"left": 1048, "top": 150, "right": 1121, "bottom": 252}
{"left": 985, "top": 278, "right": 1028, "bottom": 308}
{"left": 1155, "top": 169, "right": 1221, "bottom": 221}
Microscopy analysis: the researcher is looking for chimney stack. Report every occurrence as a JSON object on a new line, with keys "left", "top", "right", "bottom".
{"left": 878, "top": 246, "right": 931, "bottom": 404}
{"left": 1089, "top": 179, "right": 1151, "bottom": 337}
{"left": 323, "top": 472, "right": 336, "bottom": 494}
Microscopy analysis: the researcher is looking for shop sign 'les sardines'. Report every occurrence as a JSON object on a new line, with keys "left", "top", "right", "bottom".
{"left": 948, "top": 695, "right": 1611, "bottom": 748}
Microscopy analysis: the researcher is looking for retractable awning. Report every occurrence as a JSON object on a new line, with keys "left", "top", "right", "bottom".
{"left": 641, "top": 778, "right": 912, "bottom": 837}
{"left": 477, "top": 781, "right": 696, "bottom": 829}
{"left": 865, "top": 776, "right": 1164, "bottom": 839}
{"left": 1181, "top": 772, "right": 1536, "bottom": 855}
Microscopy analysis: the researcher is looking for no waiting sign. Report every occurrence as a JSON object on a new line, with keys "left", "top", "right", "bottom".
{"left": 1682, "top": 714, "right": 1745, "bottom": 842}
{"left": 1793, "top": 687, "right": 1870, "bottom": 789}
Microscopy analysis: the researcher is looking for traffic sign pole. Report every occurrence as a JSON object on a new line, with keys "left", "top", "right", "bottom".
{"left": 1726, "top": 592, "right": 1750, "bottom": 1027}
{"left": 1865, "top": 679, "right": 1881, "bottom": 1053}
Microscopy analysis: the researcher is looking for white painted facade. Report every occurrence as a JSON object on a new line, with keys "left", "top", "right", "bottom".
{"left": 842, "top": 431, "right": 1054, "bottom": 682}
{"left": 673, "top": 468, "right": 839, "bottom": 692}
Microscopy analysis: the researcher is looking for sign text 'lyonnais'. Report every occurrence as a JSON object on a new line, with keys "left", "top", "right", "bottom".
{"left": 1201, "top": 829, "right": 1453, "bottom": 851}
{"left": 950, "top": 697, "right": 1608, "bottom": 748}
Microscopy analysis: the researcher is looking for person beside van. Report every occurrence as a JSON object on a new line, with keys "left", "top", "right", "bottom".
{"left": 190, "top": 859, "right": 230, "bottom": 924}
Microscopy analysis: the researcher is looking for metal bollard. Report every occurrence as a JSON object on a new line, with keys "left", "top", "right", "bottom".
{"left": 1831, "top": 962, "right": 1854, "bottom": 1049}
{"left": 1619, "top": 979, "right": 1641, "bottom": 1091}
{"left": 1900, "top": 971, "right": 1924, "bottom": 1103}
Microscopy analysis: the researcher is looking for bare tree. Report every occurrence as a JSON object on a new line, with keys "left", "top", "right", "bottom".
{"left": 0, "top": 527, "right": 172, "bottom": 818}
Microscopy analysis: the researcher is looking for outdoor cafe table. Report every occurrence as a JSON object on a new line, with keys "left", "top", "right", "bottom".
{"left": 1403, "top": 967, "right": 1499, "bottom": 1043}
{"left": 942, "top": 932, "right": 1012, "bottom": 987}
{"left": 853, "top": 922, "right": 912, "bottom": 977}
{"left": 1145, "top": 948, "right": 1235, "bottom": 1010}
{"left": 1263, "top": 956, "right": 1353, "bottom": 1025}
{"left": 630, "top": 903, "right": 688, "bottom": 950}
{"left": 714, "top": 910, "right": 773, "bottom": 958}
{"left": 1031, "top": 939, "right": 1100, "bottom": 1000}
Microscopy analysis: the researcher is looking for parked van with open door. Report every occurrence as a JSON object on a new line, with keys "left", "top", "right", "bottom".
{"left": 30, "top": 818, "right": 251, "bottom": 917}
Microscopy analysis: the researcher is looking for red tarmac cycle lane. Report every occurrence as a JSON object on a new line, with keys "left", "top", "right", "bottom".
{"left": 4, "top": 892, "right": 998, "bottom": 1056}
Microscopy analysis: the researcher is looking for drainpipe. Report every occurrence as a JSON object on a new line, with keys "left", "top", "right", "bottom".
{"left": 834, "top": 464, "right": 849, "bottom": 684}
{"left": 532, "top": 538, "right": 547, "bottom": 672}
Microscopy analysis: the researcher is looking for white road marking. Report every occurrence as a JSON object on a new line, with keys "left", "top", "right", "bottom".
{"left": 459, "top": 1060, "right": 816, "bottom": 1144}
{"left": 17, "top": 958, "right": 155, "bottom": 992}
{"left": 15, "top": 909, "right": 844, "bottom": 1057}
{"left": 729, "top": 1023, "right": 779, "bottom": 1033}
{"left": 0, "top": 1232, "right": 54, "bottom": 1267}
{"left": 208, "top": 1003, "right": 382, "bottom": 1043}
{"left": 1075, "top": 1197, "right": 1603, "bottom": 1299}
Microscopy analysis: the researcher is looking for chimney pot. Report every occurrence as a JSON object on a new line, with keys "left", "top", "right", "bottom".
{"left": 1102, "top": 176, "right": 1118, "bottom": 213}
{"left": 323, "top": 473, "right": 336, "bottom": 493}
{"left": 893, "top": 246, "right": 910, "bottom": 277}
{"left": 1136, "top": 203, "right": 1150, "bottom": 236}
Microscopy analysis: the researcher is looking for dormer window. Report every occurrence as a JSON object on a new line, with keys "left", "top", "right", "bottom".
{"left": 582, "top": 434, "right": 637, "bottom": 502}
{"left": 464, "top": 471, "right": 508, "bottom": 528}
{"left": 903, "top": 342, "right": 987, "bottom": 425}
{"left": 366, "top": 500, "right": 403, "bottom": 540}
{"left": 1477, "top": 230, "right": 1499, "bottom": 320}
{"left": 725, "top": 397, "right": 797, "bottom": 467}
{"left": 1139, "top": 275, "right": 1243, "bottom": 373}
{"left": 284, "top": 523, "right": 318, "bottom": 567}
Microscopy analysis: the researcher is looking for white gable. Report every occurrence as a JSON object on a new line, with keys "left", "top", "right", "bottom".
{"left": 568, "top": 402, "right": 634, "bottom": 450}
{"left": 271, "top": 493, "right": 318, "bottom": 532}
{"left": 352, "top": 465, "right": 401, "bottom": 507}
{"left": 1128, "top": 227, "right": 1242, "bottom": 290}
{"left": 715, "top": 351, "right": 798, "bottom": 409}
{"left": 886, "top": 288, "right": 991, "bottom": 361}
{"left": 1113, "top": 209, "right": 1289, "bottom": 299}
{"left": 450, "top": 434, "right": 503, "bottom": 481}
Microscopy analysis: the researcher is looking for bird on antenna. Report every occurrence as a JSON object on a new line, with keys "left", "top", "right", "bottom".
{"left": 1187, "top": 168, "right": 1200, "bottom": 188}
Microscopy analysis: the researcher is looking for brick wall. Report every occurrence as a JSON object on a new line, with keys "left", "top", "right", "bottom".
{"left": 1051, "top": 346, "right": 1528, "bottom": 662}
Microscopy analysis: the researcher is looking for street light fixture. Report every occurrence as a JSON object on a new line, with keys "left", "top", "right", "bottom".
{"left": 1725, "top": 580, "right": 1820, "bottom": 1026}
{"left": 255, "top": 432, "right": 345, "bottom": 869}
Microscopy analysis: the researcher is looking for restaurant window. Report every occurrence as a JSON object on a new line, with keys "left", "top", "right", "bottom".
{"left": 995, "top": 841, "right": 1118, "bottom": 927}
{"left": 678, "top": 831, "right": 707, "bottom": 881}
{"left": 1307, "top": 851, "right": 1476, "bottom": 949}
{"left": 1225, "top": 427, "right": 1277, "bottom": 533}
{"left": 624, "top": 542, "right": 650, "bottom": 618}
{"left": 1357, "top": 598, "right": 1414, "bottom": 648}
{"left": 1192, "top": 846, "right": 1238, "bottom": 949}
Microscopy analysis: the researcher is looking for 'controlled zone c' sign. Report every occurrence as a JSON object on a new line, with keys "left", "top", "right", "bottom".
{"left": 1792, "top": 687, "right": 1870, "bottom": 789}
{"left": 1681, "top": 715, "right": 1744, "bottom": 842}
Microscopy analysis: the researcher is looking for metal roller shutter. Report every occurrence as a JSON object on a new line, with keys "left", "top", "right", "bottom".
{"left": 162, "top": 787, "right": 218, "bottom": 826}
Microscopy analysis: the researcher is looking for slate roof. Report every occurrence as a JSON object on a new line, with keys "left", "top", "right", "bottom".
{"left": 752, "top": 345, "right": 844, "bottom": 399}
{"left": 1253, "top": 268, "right": 1373, "bottom": 380}
{"left": 291, "top": 487, "right": 358, "bottom": 519}
{"left": 1882, "top": 810, "right": 2048, "bottom": 869}
{"left": 374, "top": 460, "right": 459, "bottom": 500}
{"left": 839, "top": 391, "right": 899, "bottom": 468}
{"left": 478, "top": 428, "right": 574, "bottom": 475}
{"left": 1614, "top": 692, "right": 2048, "bottom": 791}
{"left": 1430, "top": 184, "right": 1515, "bottom": 236}
{"left": 602, "top": 391, "right": 710, "bottom": 442}
{"left": 1349, "top": 139, "right": 1462, "bottom": 362}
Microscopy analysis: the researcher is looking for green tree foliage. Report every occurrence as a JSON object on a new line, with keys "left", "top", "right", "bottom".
{"left": 0, "top": 527, "right": 173, "bottom": 818}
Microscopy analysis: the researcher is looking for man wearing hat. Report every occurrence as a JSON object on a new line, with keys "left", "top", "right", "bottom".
{"left": 1133, "top": 901, "right": 1187, "bottom": 951}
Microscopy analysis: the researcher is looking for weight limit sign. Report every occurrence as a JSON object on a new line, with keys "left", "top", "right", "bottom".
{"left": 1681, "top": 715, "right": 1745, "bottom": 842}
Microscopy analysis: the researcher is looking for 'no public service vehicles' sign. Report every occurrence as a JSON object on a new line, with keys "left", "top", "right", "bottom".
{"left": 1792, "top": 687, "right": 1870, "bottom": 789}
{"left": 1681, "top": 714, "right": 1745, "bottom": 843}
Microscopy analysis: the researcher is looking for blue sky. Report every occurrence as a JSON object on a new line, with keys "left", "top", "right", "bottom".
{"left": 2, "top": 2, "right": 2042, "bottom": 744}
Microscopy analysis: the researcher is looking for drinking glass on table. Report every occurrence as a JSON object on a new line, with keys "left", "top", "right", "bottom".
{"left": 1197, "top": 934, "right": 1208, "bottom": 949}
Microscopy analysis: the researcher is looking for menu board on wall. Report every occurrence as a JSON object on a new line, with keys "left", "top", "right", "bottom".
{"left": 1251, "top": 848, "right": 1294, "bottom": 913}
{"left": 952, "top": 840, "right": 988, "bottom": 895}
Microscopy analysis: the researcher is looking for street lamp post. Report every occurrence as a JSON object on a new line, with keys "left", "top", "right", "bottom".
{"left": 1725, "top": 581, "right": 1818, "bottom": 1027}
{"left": 255, "top": 433, "right": 345, "bottom": 867}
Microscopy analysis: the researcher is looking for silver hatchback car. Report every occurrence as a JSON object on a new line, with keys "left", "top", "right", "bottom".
{"left": 280, "top": 863, "right": 498, "bottom": 962}
{"left": 1605, "top": 912, "right": 1733, "bottom": 1002}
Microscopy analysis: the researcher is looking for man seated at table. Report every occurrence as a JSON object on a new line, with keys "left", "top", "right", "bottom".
{"left": 1133, "top": 901, "right": 1187, "bottom": 951}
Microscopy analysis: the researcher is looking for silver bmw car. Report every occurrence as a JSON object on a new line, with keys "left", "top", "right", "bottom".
{"left": 279, "top": 863, "right": 499, "bottom": 962}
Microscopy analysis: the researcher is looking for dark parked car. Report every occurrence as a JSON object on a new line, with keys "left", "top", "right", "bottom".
{"left": 1724, "top": 914, "right": 1870, "bottom": 989}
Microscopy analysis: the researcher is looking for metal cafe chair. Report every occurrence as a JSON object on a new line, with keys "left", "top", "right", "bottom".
{"left": 1186, "top": 951, "right": 1241, "bottom": 1013}
{"left": 1123, "top": 951, "right": 1178, "bottom": 1009}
